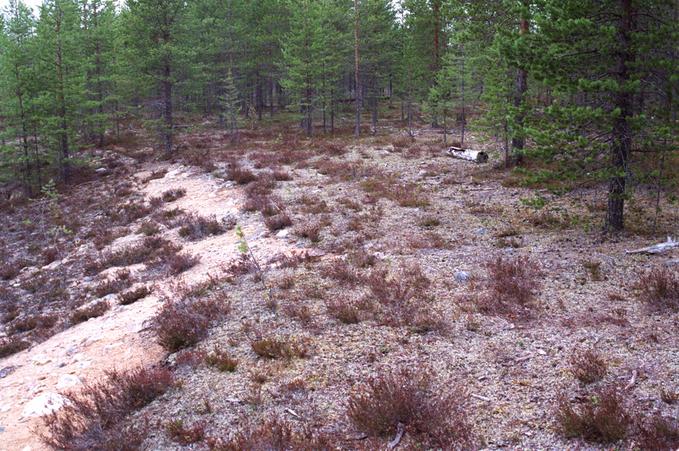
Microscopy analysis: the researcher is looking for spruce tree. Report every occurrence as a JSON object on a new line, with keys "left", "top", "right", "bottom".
{"left": 219, "top": 68, "right": 241, "bottom": 142}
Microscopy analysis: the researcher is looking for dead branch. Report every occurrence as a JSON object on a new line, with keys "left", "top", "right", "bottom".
{"left": 626, "top": 237, "right": 677, "bottom": 255}
{"left": 387, "top": 422, "right": 405, "bottom": 450}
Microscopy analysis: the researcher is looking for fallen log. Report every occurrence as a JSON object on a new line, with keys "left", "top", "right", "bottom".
{"left": 626, "top": 237, "right": 678, "bottom": 255}
{"left": 447, "top": 146, "right": 489, "bottom": 163}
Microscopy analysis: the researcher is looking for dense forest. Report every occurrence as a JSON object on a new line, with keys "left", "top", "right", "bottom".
{"left": 1, "top": 0, "right": 676, "bottom": 229}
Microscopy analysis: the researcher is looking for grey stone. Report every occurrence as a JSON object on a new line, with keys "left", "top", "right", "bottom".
{"left": 0, "top": 366, "right": 16, "bottom": 379}
{"left": 454, "top": 271, "right": 470, "bottom": 283}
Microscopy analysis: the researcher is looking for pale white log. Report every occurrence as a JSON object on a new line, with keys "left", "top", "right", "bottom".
{"left": 447, "top": 146, "right": 489, "bottom": 163}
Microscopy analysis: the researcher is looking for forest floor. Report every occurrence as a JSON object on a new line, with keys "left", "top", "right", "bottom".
{"left": 0, "top": 114, "right": 678, "bottom": 450}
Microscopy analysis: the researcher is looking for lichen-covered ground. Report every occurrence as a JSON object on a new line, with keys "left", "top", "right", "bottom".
{"left": 1, "top": 117, "right": 677, "bottom": 450}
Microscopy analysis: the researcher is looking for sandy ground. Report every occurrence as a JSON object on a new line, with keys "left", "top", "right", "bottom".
{"left": 0, "top": 163, "right": 301, "bottom": 450}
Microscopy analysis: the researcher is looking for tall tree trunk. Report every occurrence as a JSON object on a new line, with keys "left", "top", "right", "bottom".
{"left": 354, "top": 0, "right": 361, "bottom": 137}
{"left": 431, "top": 0, "right": 441, "bottom": 128}
{"left": 371, "top": 87, "right": 378, "bottom": 134}
{"left": 432, "top": 0, "right": 440, "bottom": 70}
{"left": 14, "top": 64, "right": 31, "bottom": 193}
{"left": 460, "top": 44, "right": 466, "bottom": 147}
{"left": 93, "top": 2, "right": 105, "bottom": 147}
{"left": 330, "top": 96, "right": 335, "bottom": 134}
{"left": 256, "top": 75, "right": 263, "bottom": 121}
{"left": 162, "top": 60, "right": 173, "bottom": 156}
{"left": 55, "top": 8, "right": 70, "bottom": 182}
{"left": 511, "top": 7, "right": 529, "bottom": 160}
{"left": 606, "top": 0, "right": 635, "bottom": 231}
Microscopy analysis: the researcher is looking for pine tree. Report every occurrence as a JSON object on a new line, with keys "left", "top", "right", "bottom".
{"left": 0, "top": 0, "right": 37, "bottom": 192}
{"left": 526, "top": 0, "right": 678, "bottom": 230}
{"left": 125, "top": 0, "right": 188, "bottom": 156}
{"left": 79, "top": 0, "right": 116, "bottom": 147}
{"left": 429, "top": 42, "right": 476, "bottom": 146}
{"left": 281, "top": 0, "right": 322, "bottom": 136}
{"left": 33, "top": 0, "right": 86, "bottom": 182}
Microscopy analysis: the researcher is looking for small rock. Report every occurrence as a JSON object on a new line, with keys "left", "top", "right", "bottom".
{"left": 454, "top": 271, "right": 470, "bottom": 283}
{"left": 56, "top": 374, "right": 81, "bottom": 390}
{"left": 95, "top": 167, "right": 110, "bottom": 175}
{"left": 22, "top": 393, "right": 66, "bottom": 417}
{"left": 0, "top": 366, "right": 17, "bottom": 379}
{"left": 276, "top": 229, "right": 289, "bottom": 238}
{"left": 475, "top": 227, "right": 488, "bottom": 236}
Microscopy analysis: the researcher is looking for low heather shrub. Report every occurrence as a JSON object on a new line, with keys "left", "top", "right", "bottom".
{"left": 178, "top": 213, "right": 228, "bottom": 241}
{"left": 556, "top": 385, "right": 630, "bottom": 443}
{"left": 207, "top": 418, "right": 333, "bottom": 450}
{"left": 0, "top": 336, "right": 30, "bottom": 358}
{"left": 70, "top": 300, "right": 110, "bottom": 324}
{"left": 40, "top": 366, "right": 173, "bottom": 450}
{"left": 151, "top": 290, "right": 230, "bottom": 352}
{"left": 570, "top": 348, "right": 607, "bottom": 384}
{"left": 347, "top": 367, "right": 475, "bottom": 448}
{"left": 161, "top": 188, "right": 187, "bottom": 202}
{"left": 119, "top": 285, "right": 152, "bottom": 305}
{"left": 478, "top": 255, "right": 542, "bottom": 317}
{"left": 635, "top": 267, "right": 679, "bottom": 311}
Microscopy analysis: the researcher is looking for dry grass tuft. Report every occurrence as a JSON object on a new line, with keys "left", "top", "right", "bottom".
{"left": 569, "top": 348, "right": 607, "bottom": 384}
{"left": 167, "top": 252, "right": 201, "bottom": 275}
{"left": 227, "top": 162, "right": 257, "bottom": 184}
{"left": 367, "top": 263, "right": 446, "bottom": 333}
{"left": 635, "top": 414, "right": 679, "bottom": 450}
{"left": 325, "top": 296, "right": 371, "bottom": 324}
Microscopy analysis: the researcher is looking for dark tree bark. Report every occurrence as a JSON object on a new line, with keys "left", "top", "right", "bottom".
{"left": 55, "top": 6, "right": 70, "bottom": 182}
{"left": 354, "top": 0, "right": 361, "bottom": 137}
{"left": 162, "top": 59, "right": 173, "bottom": 156}
{"left": 511, "top": 8, "right": 529, "bottom": 160}
{"left": 606, "top": 0, "right": 636, "bottom": 231}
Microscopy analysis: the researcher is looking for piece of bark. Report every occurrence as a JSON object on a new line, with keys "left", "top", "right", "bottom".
{"left": 624, "top": 370, "right": 638, "bottom": 390}
{"left": 447, "top": 146, "right": 489, "bottom": 163}
{"left": 626, "top": 237, "right": 678, "bottom": 255}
